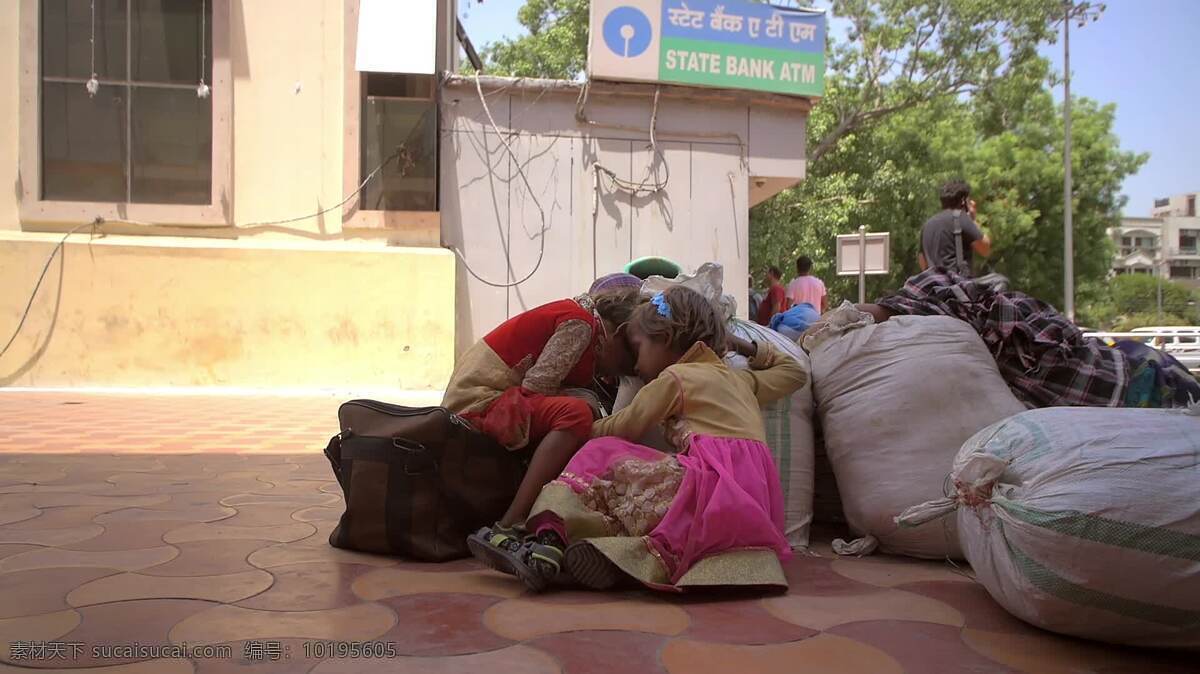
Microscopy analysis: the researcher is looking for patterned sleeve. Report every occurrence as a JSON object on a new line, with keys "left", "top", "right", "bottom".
{"left": 521, "top": 319, "right": 594, "bottom": 394}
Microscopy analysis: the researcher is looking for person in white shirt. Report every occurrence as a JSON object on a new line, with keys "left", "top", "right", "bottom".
{"left": 785, "top": 256, "right": 827, "bottom": 314}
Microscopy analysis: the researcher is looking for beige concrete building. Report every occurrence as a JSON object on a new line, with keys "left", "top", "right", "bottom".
{"left": 1110, "top": 191, "right": 1200, "bottom": 288}
{"left": 1, "top": 1, "right": 813, "bottom": 392}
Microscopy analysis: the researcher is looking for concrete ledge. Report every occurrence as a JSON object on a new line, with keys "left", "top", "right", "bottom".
{"left": 0, "top": 233, "right": 455, "bottom": 390}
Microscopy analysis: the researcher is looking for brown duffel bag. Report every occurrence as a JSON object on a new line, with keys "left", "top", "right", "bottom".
{"left": 324, "top": 399, "right": 527, "bottom": 561}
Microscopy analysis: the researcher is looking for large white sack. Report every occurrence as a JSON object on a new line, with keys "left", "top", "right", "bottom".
{"left": 899, "top": 406, "right": 1200, "bottom": 648}
{"left": 613, "top": 319, "right": 817, "bottom": 549}
{"left": 805, "top": 305, "right": 1027, "bottom": 559}
{"left": 728, "top": 319, "right": 816, "bottom": 549}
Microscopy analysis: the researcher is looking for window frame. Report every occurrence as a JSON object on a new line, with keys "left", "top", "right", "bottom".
{"left": 340, "top": 0, "right": 445, "bottom": 241}
{"left": 19, "top": 0, "right": 233, "bottom": 228}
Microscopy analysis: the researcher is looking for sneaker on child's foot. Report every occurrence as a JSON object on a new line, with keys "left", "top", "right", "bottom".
{"left": 466, "top": 524, "right": 524, "bottom": 576}
{"left": 564, "top": 541, "right": 626, "bottom": 590}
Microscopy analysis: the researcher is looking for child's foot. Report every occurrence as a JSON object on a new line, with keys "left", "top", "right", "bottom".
{"left": 467, "top": 526, "right": 563, "bottom": 593}
{"left": 565, "top": 541, "right": 626, "bottom": 590}
{"left": 466, "top": 524, "right": 525, "bottom": 576}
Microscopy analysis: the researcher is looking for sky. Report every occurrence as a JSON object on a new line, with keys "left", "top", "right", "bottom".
{"left": 459, "top": 0, "right": 1200, "bottom": 216}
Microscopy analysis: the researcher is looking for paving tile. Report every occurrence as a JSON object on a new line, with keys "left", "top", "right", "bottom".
{"left": 245, "top": 539, "right": 399, "bottom": 569}
{"left": 308, "top": 644, "right": 561, "bottom": 674}
{"left": 352, "top": 567, "right": 525, "bottom": 601}
{"left": 829, "top": 620, "right": 1019, "bottom": 674}
{"left": 781, "top": 552, "right": 880, "bottom": 596}
{"left": 0, "top": 658, "right": 194, "bottom": 673}
{"left": 210, "top": 505, "right": 314, "bottom": 528}
{"left": 67, "top": 569, "right": 274, "bottom": 606}
{"left": 897, "top": 580, "right": 1042, "bottom": 635}
{"left": 831, "top": 554, "right": 976, "bottom": 588}
{"left": 56, "top": 599, "right": 220, "bottom": 666}
{"left": 483, "top": 597, "right": 690, "bottom": 641}
{"left": 140, "top": 540, "right": 271, "bottom": 577}
{"left": 0, "top": 610, "right": 81, "bottom": 662}
{"left": 0, "top": 524, "right": 103, "bottom": 546}
{"left": 163, "top": 522, "right": 314, "bottom": 545}
{"left": 961, "top": 628, "right": 1195, "bottom": 674}
{"left": 0, "top": 505, "right": 43, "bottom": 526}
{"left": 60, "top": 520, "right": 195, "bottom": 552}
{"left": 190, "top": 638, "right": 316, "bottom": 674}
{"left": 529, "top": 630, "right": 669, "bottom": 674}
{"left": 94, "top": 503, "right": 236, "bottom": 524}
{"left": 0, "top": 543, "right": 45, "bottom": 560}
{"left": 218, "top": 493, "right": 338, "bottom": 508}
{"left": 660, "top": 634, "right": 904, "bottom": 674}
{"left": 168, "top": 603, "right": 397, "bottom": 647}
{"left": 761, "top": 588, "right": 964, "bottom": 630}
{"left": 235, "top": 562, "right": 372, "bottom": 611}
{"left": 0, "top": 546, "right": 178, "bottom": 574}
{"left": 677, "top": 598, "right": 817, "bottom": 645}
{"left": 2, "top": 505, "right": 114, "bottom": 530}
{"left": 0, "top": 567, "right": 121, "bottom": 619}
{"left": 375, "top": 594, "right": 514, "bottom": 656}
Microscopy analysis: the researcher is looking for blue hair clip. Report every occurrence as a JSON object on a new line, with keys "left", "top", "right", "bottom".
{"left": 650, "top": 292, "right": 672, "bottom": 319}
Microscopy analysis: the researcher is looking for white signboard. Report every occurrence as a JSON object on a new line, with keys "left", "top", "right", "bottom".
{"left": 356, "top": 0, "right": 436, "bottom": 74}
{"left": 836, "top": 231, "right": 890, "bottom": 276}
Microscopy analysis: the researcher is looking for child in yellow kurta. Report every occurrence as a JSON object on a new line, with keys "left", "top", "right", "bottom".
{"left": 468, "top": 286, "right": 807, "bottom": 592}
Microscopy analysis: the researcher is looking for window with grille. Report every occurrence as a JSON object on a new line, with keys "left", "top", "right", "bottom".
{"left": 40, "top": 0, "right": 213, "bottom": 204}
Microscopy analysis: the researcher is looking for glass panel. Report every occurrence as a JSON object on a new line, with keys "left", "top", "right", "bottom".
{"left": 364, "top": 73, "right": 435, "bottom": 99}
{"left": 41, "top": 81, "right": 127, "bottom": 202}
{"left": 130, "top": 86, "right": 212, "bottom": 204}
{"left": 42, "top": 0, "right": 127, "bottom": 80}
{"left": 132, "top": 0, "right": 212, "bottom": 84}
{"left": 362, "top": 98, "right": 437, "bottom": 212}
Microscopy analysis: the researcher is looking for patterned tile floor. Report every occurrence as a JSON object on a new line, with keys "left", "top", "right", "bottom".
{"left": 0, "top": 391, "right": 1190, "bottom": 673}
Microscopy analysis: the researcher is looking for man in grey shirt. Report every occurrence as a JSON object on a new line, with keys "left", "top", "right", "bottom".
{"left": 919, "top": 179, "right": 992, "bottom": 275}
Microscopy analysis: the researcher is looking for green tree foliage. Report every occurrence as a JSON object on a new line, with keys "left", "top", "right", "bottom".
{"left": 479, "top": 0, "right": 590, "bottom": 79}
{"left": 475, "top": 1, "right": 1144, "bottom": 312}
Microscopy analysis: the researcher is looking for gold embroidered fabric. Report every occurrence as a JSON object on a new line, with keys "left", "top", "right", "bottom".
{"left": 579, "top": 456, "right": 684, "bottom": 537}
{"left": 522, "top": 319, "right": 594, "bottom": 394}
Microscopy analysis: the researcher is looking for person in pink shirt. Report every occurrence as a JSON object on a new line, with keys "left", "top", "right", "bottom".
{"left": 785, "top": 256, "right": 827, "bottom": 314}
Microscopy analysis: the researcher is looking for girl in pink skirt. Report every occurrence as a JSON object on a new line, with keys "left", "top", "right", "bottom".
{"left": 469, "top": 286, "right": 807, "bottom": 592}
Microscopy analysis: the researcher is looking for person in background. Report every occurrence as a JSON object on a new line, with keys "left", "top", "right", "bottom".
{"left": 786, "top": 256, "right": 827, "bottom": 314}
{"left": 755, "top": 266, "right": 788, "bottom": 326}
{"left": 747, "top": 274, "right": 764, "bottom": 323}
{"left": 919, "top": 179, "right": 992, "bottom": 275}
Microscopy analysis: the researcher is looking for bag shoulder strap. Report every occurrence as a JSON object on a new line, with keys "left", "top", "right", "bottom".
{"left": 953, "top": 210, "right": 966, "bottom": 274}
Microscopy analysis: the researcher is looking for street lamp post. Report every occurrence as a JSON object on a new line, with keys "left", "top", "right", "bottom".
{"left": 1063, "top": 6, "right": 1074, "bottom": 321}
{"left": 1061, "top": 2, "right": 1104, "bottom": 323}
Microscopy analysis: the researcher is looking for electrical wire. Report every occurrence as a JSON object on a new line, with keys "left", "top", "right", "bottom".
{"left": 443, "top": 72, "right": 550, "bottom": 289}
{"left": 0, "top": 221, "right": 98, "bottom": 361}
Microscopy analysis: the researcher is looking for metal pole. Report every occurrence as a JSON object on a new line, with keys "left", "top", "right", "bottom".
{"left": 1063, "top": 3, "right": 1076, "bottom": 321}
{"left": 858, "top": 225, "right": 867, "bottom": 305}
{"left": 1157, "top": 258, "right": 1164, "bottom": 321}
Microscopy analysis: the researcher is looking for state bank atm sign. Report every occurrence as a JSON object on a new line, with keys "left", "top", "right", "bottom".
{"left": 588, "top": 0, "right": 825, "bottom": 97}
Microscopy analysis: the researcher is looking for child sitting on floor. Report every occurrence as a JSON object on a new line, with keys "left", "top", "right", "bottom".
{"left": 468, "top": 285, "right": 807, "bottom": 592}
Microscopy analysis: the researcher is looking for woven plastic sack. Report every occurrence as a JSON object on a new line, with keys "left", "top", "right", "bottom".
{"left": 898, "top": 406, "right": 1200, "bottom": 648}
{"left": 805, "top": 304, "right": 1026, "bottom": 559}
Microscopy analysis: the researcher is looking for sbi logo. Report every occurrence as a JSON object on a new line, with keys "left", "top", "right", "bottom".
{"left": 602, "top": 6, "right": 652, "bottom": 58}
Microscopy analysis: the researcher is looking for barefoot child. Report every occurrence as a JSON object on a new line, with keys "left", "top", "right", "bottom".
{"left": 469, "top": 286, "right": 807, "bottom": 592}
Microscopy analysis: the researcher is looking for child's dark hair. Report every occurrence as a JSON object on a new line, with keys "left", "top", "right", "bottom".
{"left": 593, "top": 287, "right": 646, "bottom": 326}
{"left": 796, "top": 256, "right": 813, "bottom": 275}
{"left": 630, "top": 286, "right": 726, "bottom": 354}
{"left": 767, "top": 266, "right": 783, "bottom": 280}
